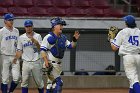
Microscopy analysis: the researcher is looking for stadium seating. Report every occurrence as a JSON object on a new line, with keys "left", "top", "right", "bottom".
{"left": 136, "top": 0, "right": 140, "bottom": 10}
{"left": 35, "top": 0, "right": 53, "bottom": 8}
{"left": 0, "top": 0, "right": 14, "bottom": 7}
{"left": 131, "top": 0, "right": 137, "bottom": 4}
{"left": 66, "top": 7, "right": 86, "bottom": 16}
{"left": 8, "top": 7, "right": 28, "bottom": 16}
{"left": 47, "top": 8, "right": 66, "bottom": 16}
{"left": 28, "top": 7, "right": 48, "bottom": 16}
{"left": 86, "top": 7, "right": 104, "bottom": 17}
{"left": 104, "top": 8, "right": 125, "bottom": 17}
{"left": 90, "top": 0, "right": 110, "bottom": 9}
{"left": 71, "top": 0, "right": 90, "bottom": 8}
{"left": 53, "top": 0, "right": 71, "bottom": 8}
{"left": 14, "top": 0, "right": 33, "bottom": 7}
{"left": 0, "top": 0, "right": 125, "bottom": 17}
{"left": 0, "top": 7, "right": 8, "bottom": 16}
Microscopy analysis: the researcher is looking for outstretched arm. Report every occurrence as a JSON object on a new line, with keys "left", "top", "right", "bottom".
{"left": 71, "top": 31, "right": 80, "bottom": 48}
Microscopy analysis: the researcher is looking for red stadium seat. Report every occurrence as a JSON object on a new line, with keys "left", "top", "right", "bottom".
{"left": 71, "top": 0, "right": 90, "bottom": 8}
{"left": 104, "top": 8, "right": 125, "bottom": 17}
{"left": 66, "top": 7, "right": 86, "bottom": 17}
{"left": 14, "top": 0, "right": 33, "bottom": 7}
{"left": 0, "top": 7, "right": 8, "bottom": 16}
{"left": 90, "top": 0, "right": 110, "bottom": 9}
{"left": 47, "top": 8, "right": 66, "bottom": 16}
{"left": 53, "top": 0, "right": 71, "bottom": 8}
{"left": 28, "top": 7, "right": 48, "bottom": 16}
{"left": 36, "top": 0, "right": 53, "bottom": 7}
{"left": 86, "top": 7, "right": 104, "bottom": 17}
{"left": 8, "top": 7, "right": 28, "bottom": 16}
{"left": 0, "top": 0, "right": 14, "bottom": 7}
{"left": 131, "top": 0, "right": 137, "bottom": 4}
{"left": 136, "top": 1, "right": 140, "bottom": 10}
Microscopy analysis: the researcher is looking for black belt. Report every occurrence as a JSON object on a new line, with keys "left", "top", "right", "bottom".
{"left": 52, "top": 61, "right": 61, "bottom": 64}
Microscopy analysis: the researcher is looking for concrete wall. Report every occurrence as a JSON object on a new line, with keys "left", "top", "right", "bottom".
{"left": 62, "top": 76, "right": 129, "bottom": 88}
{"left": 14, "top": 76, "right": 129, "bottom": 88}
{"left": 0, "top": 17, "right": 140, "bottom": 29}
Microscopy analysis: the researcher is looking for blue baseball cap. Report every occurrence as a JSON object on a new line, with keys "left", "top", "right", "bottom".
{"left": 4, "top": 13, "right": 14, "bottom": 21}
{"left": 123, "top": 15, "right": 135, "bottom": 25}
{"left": 24, "top": 19, "right": 33, "bottom": 27}
{"left": 51, "top": 17, "right": 66, "bottom": 28}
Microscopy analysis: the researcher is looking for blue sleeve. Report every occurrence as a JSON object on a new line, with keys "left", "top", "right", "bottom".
{"left": 67, "top": 44, "right": 73, "bottom": 49}
{"left": 47, "top": 36, "right": 57, "bottom": 45}
{"left": 40, "top": 46, "right": 48, "bottom": 51}
{"left": 41, "top": 35, "right": 52, "bottom": 51}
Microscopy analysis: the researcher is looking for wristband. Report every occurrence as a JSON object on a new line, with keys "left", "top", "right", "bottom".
{"left": 72, "top": 36, "right": 77, "bottom": 42}
{"left": 110, "top": 39, "right": 113, "bottom": 43}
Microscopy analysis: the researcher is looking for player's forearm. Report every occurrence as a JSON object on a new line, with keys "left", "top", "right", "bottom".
{"left": 31, "top": 38, "right": 41, "bottom": 50}
{"left": 14, "top": 51, "right": 22, "bottom": 60}
{"left": 34, "top": 42, "right": 40, "bottom": 50}
{"left": 71, "top": 36, "right": 77, "bottom": 48}
{"left": 41, "top": 51, "right": 49, "bottom": 64}
{"left": 111, "top": 44, "right": 118, "bottom": 52}
{"left": 71, "top": 41, "right": 77, "bottom": 48}
{"left": 33, "top": 40, "right": 41, "bottom": 50}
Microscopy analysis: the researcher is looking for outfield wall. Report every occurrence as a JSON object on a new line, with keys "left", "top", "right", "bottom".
{"left": 14, "top": 76, "right": 129, "bottom": 88}
{"left": 0, "top": 17, "right": 140, "bottom": 29}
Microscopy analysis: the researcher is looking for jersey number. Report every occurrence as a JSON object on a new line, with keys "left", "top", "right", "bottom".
{"left": 33, "top": 47, "right": 38, "bottom": 53}
{"left": 128, "top": 36, "right": 139, "bottom": 46}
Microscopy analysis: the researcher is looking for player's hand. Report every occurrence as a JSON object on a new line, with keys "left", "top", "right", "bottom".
{"left": 30, "top": 37, "right": 35, "bottom": 43}
{"left": 45, "top": 61, "right": 49, "bottom": 68}
{"left": 13, "top": 58, "right": 17, "bottom": 64}
{"left": 73, "top": 31, "right": 80, "bottom": 40}
{"left": 47, "top": 63, "right": 53, "bottom": 75}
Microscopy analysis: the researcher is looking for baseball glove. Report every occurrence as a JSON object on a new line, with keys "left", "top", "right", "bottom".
{"left": 107, "top": 26, "right": 119, "bottom": 41}
{"left": 47, "top": 63, "right": 53, "bottom": 75}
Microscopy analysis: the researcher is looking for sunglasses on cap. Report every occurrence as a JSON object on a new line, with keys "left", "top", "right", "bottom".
{"left": 25, "top": 26, "right": 32, "bottom": 27}
{"left": 6, "top": 19, "right": 14, "bottom": 21}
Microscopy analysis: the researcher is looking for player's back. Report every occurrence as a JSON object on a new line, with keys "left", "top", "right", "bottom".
{"left": 119, "top": 27, "right": 140, "bottom": 55}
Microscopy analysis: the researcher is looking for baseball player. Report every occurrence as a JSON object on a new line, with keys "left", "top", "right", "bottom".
{"left": 0, "top": 13, "right": 21, "bottom": 93}
{"left": 12, "top": 19, "right": 44, "bottom": 93}
{"left": 40, "top": 17, "right": 80, "bottom": 93}
{"left": 108, "top": 15, "right": 140, "bottom": 93}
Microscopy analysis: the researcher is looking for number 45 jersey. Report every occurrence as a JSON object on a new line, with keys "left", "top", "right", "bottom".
{"left": 111, "top": 27, "right": 140, "bottom": 55}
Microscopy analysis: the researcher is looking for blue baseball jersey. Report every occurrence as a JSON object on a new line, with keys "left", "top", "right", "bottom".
{"left": 41, "top": 32, "right": 72, "bottom": 61}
